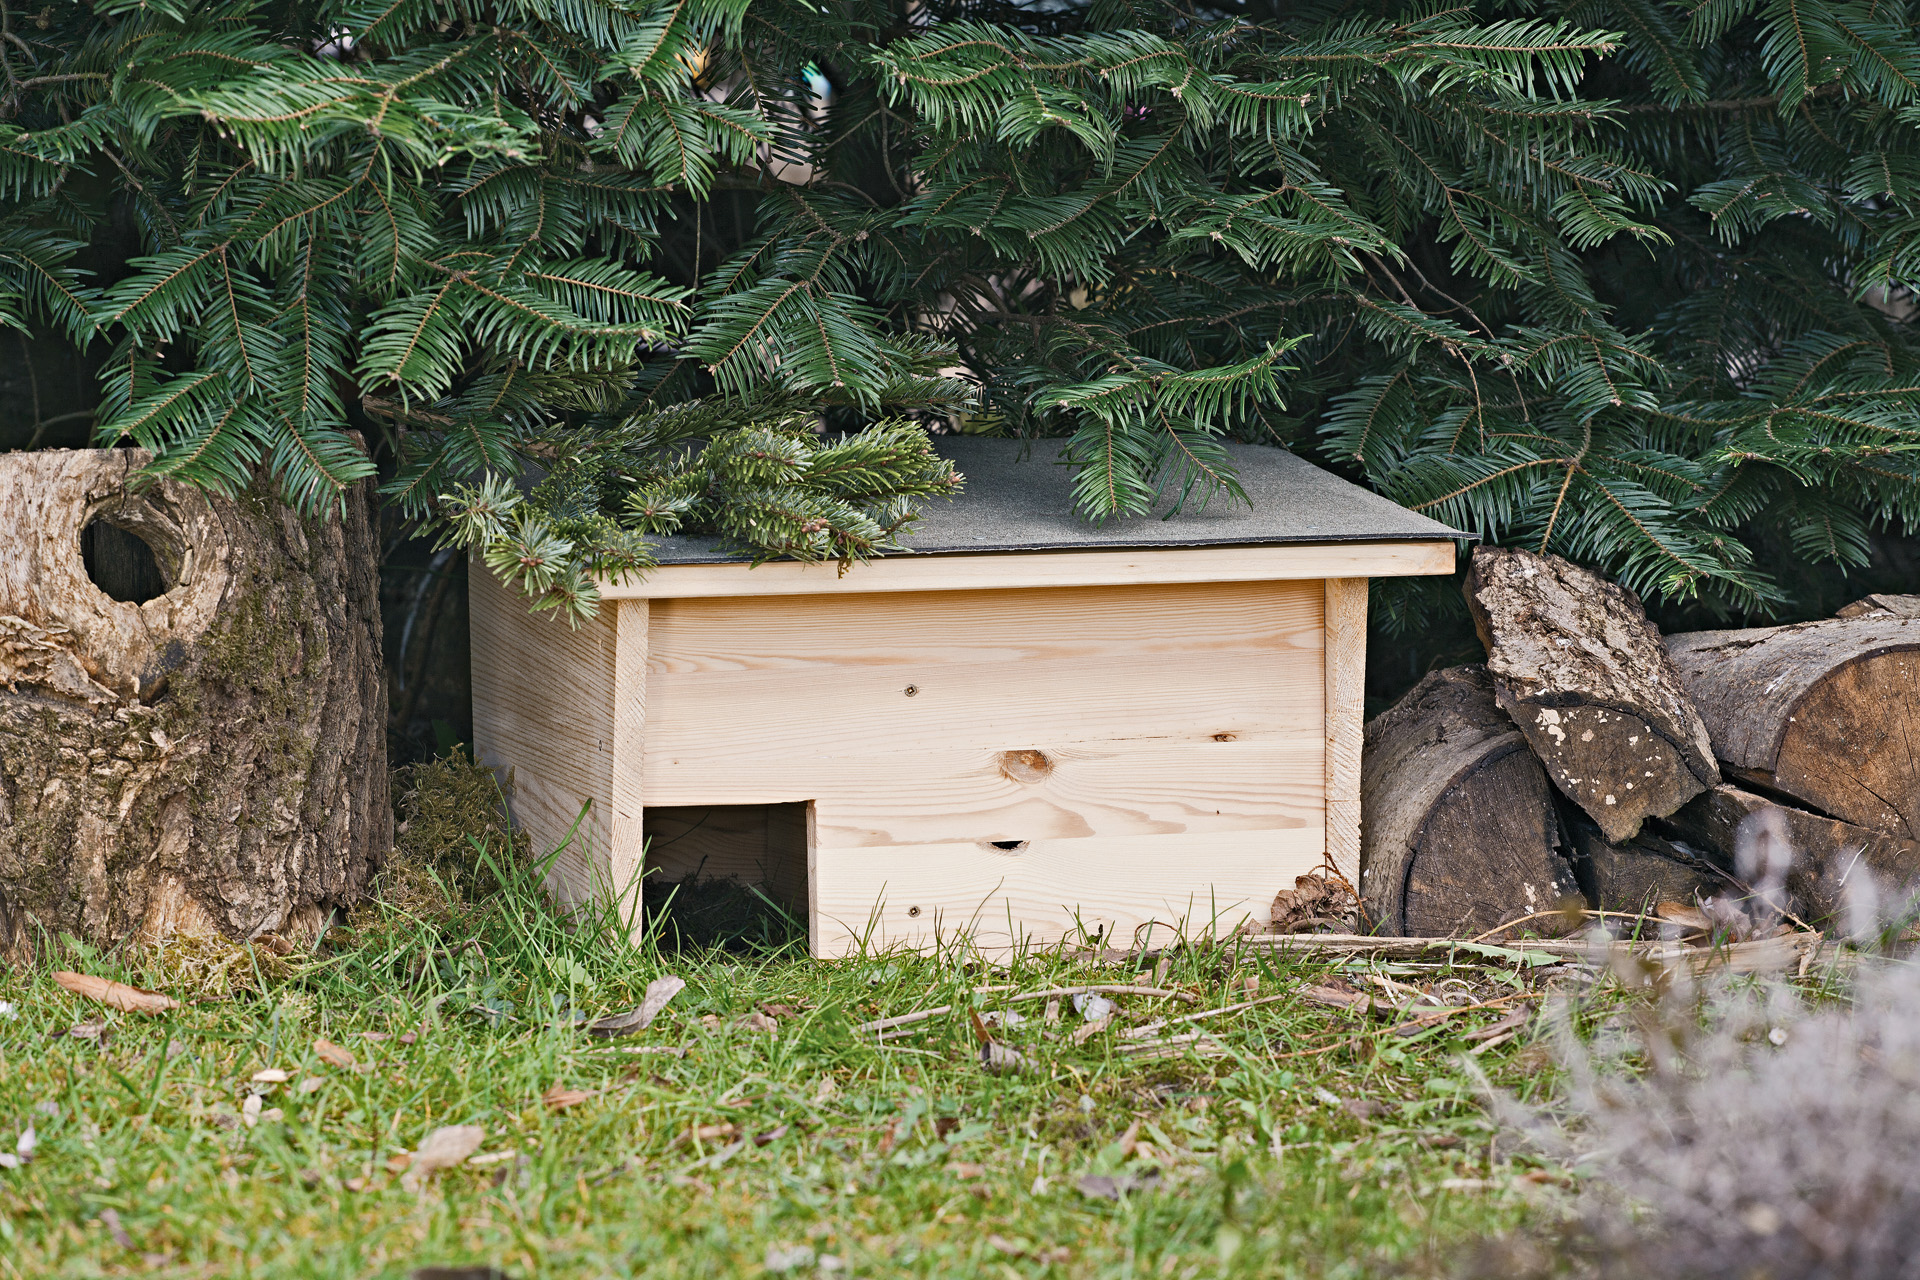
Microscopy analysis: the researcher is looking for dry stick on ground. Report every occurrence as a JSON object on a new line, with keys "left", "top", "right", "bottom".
{"left": 1465, "top": 547, "right": 1719, "bottom": 843}
{"left": 1666, "top": 618, "right": 1920, "bottom": 844}
{"left": 851, "top": 984, "right": 1196, "bottom": 1036}
{"left": 1360, "top": 666, "right": 1577, "bottom": 936}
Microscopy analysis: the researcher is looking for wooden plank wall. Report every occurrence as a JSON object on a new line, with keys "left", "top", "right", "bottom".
{"left": 640, "top": 580, "right": 1327, "bottom": 955}
{"left": 468, "top": 564, "right": 618, "bottom": 914}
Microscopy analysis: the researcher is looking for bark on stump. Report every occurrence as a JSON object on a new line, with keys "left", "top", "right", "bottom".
{"left": 1665, "top": 618, "right": 1920, "bottom": 841}
{"left": 1654, "top": 784, "right": 1920, "bottom": 923}
{"left": 0, "top": 450, "right": 388, "bottom": 958}
{"left": 1360, "top": 666, "right": 1578, "bottom": 936}
{"left": 1464, "top": 547, "right": 1719, "bottom": 843}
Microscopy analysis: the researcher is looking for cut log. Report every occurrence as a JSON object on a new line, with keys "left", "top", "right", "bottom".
{"left": 1463, "top": 547, "right": 1719, "bottom": 843}
{"left": 1565, "top": 815, "right": 1730, "bottom": 916}
{"left": 1654, "top": 784, "right": 1920, "bottom": 924}
{"left": 1360, "top": 666, "right": 1578, "bottom": 936}
{"left": 0, "top": 450, "right": 388, "bottom": 960}
{"left": 1835, "top": 594, "right": 1920, "bottom": 620}
{"left": 1665, "top": 619, "right": 1920, "bottom": 841}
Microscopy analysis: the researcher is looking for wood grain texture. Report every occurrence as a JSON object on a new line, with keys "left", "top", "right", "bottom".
{"left": 1666, "top": 619, "right": 1920, "bottom": 838}
{"left": 1360, "top": 666, "right": 1574, "bottom": 935}
{"left": 608, "top": 598, "right": 648, "bottom": 934}
{"left": 1466, "top": 547, "right": 1718, "bottom": 843}
{"left": 606, "top": 541, "right": 1455, "bottom": 599}
{"left": 469, "top": 562, "right": 617, "bottom": 911}
{"left": 1835, "top": 594, "right": 1920, "bottom": 620}
{"left": 645, "top": 580, "right": 1324, "bottom": 955}
{"left": 1323, "top": 578, "right": 1368, "bottom": 886}
{"left": 809, "top": 827, "right": 1325, "bottom": 958}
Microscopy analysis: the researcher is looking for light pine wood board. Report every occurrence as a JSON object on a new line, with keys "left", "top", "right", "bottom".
{"left": 604, "top": 540, "right": 1455, "bottom": 599}
{"left": 809, "top": 827, "right": 1326, "bottom": 957}
{"left": 1323, "top": 578, "right": 1369, "bottom": 887}
{"left": 642, "top": 582, "right": 1323, "bottom": 815}
{"left": 469, "top": 563, "right": 618, "bottom": 911}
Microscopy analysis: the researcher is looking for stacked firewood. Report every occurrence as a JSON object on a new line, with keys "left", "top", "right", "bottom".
{"left": 1361, "top": 548, "right": 1920, "bottom": 937}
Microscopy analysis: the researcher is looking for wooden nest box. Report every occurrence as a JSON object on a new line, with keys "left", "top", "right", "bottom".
{"left": 471, "top": 439, "right": 1458, "bottom": 956}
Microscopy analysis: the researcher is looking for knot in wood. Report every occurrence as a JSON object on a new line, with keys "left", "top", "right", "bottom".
{"left": 998, "top": 749, "right": 1053, "bottom": 784}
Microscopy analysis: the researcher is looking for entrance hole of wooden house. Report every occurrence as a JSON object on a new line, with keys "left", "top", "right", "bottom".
{"left": 641, "top": 803, "right": 810, "bottom": 922}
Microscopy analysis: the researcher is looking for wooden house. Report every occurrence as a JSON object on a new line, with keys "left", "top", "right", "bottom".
{"left": 471, "top": 438, "right": 1459, "bottom": 956}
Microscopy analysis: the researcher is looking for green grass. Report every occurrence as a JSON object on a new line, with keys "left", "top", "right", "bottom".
{"left": 0, "top": 853, "right": 1577, "bottom": 1280}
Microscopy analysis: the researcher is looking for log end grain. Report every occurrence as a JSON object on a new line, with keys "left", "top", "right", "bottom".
{"left": 1361, "top": 666, "right": 1578, "bottom": 936}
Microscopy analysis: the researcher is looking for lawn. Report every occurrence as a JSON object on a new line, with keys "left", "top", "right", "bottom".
{"left": 0, "top": 844, "right": 1580, "bottom": 1280}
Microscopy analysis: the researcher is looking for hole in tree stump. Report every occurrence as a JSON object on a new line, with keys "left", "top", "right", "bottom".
{"left": 81, "top": 519, "right": 169, "bottom": 604}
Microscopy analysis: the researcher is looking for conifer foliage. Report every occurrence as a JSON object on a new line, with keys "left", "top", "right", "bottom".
{"left": 2, "top": 0, "right": 1917, "bottom": 617}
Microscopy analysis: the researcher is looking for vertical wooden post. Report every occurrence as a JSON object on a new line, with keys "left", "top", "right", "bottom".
{"left": 1323, "top": 578, "right": 1368, "bottom": 888}
{"left": 609, "top": 597, "right": 650, "bottom": 940}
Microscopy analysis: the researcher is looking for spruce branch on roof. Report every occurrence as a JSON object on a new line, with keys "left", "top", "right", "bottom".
{"left": 1, "top": 0, "right": 1916, "bottom": 619}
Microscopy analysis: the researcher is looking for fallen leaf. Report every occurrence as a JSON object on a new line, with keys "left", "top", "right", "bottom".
{"left": 587, "top": 975, "right": 686, "bottom": 1039}
{"left": 387, "top": 1153, "right": 413, "bottom": 1173}
{"left": 53, "top": 971, "right": 177, "bottom": 1014}
{"left": 358, "top": 1031, "right": 391, "bottom": 1042}
{"left": 987, "top": 1234, "right": 1071, "bottom": 1263}
{"left": 740, "top": 1009, "right": 778, "bottom": 1034}
{"left": 1077, "top": 1171, "right": 1162, "bottom": 1200}
{"left": 542, "top": 1085, "right": 594, "bottom": 1111}
{"left": 1342, "top": 1097, "right": 1391, "bottom": 1121}
{"left": 759, "top": 1002, "right": 801, "bottom": 1019}
{"left": 260, "top": 1108, "right": 284, "bottom": 1123}
{"left": 1070, "top": 1015, "right": 1112, "bottom": 1046}
{"left": 251, "top": 1069, "right": 290, "bottom": 1084}
{"left": 1071, "top": 993, "right": 1113, "bottom": 1022}
{"left": 1042, "top": 998, "right": 1061, "bottom": 1023}
{"left": 313, "top": 1038, "right": 359, "bottom": 1071}
{"left": 298, "top": 1077, "right": 325, "bottom": 1094}
{"left": 980, "top": 1041, "right": 1028, "bottom": 1075}
{"left": 66, "top": 1017, "right": 111, "bottom": 1042}
{"left": 99, "top": 1207, "right": 136, "bottom": 1250}
{"left": 0, "top": 1125, "right": 34, "bottom": 1170}
{"left": 344, "top": 1176, "right": 369, "bottom": 1192}
{"left": 0, "top": 1000, "right": 15, "bottom": 1019}
{"left": 1657, "top": 900, "right": 1713, "bottom": 932}
{"left": 252, "top": 933, "right": 295, "bottom": 957}
{"left": 401, "top": 1125, "right": 486, "bottom": 1191}
{"left": 753, "top": 1125, "right": 789, "bottom": 1147}
{"left": 946, "top": 1161, "right": 986, "bottom": 1179}
{"left": 242, "top": 1095, "right": 263, "bottom": 1128}
{"left": 399, "top": 1031, "right": 418, "bottom": 1046}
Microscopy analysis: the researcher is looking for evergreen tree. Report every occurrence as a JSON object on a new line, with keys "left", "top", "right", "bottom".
{"left": 2, "top": 0, "right": 1916, "bottom": 620}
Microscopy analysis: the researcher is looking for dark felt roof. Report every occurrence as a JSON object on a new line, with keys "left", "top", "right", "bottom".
{"left": 650, "top": 436, "right": 1464, "bottom": 563}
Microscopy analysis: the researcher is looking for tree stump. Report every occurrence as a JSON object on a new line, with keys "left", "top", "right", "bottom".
{"left": 1360, "top": 666, "right": 1578, "bottom": 936}
{"left": 1464, "top": 547, "right": 1719, "bottom": 843}
{"left": 1654, "top": 785, "right": 1920, "bottom": 923}
{"left": 0, "top": 450, "right": 388, "bottom": 958}
{"left": 1665, "top": 619, "right": 1920, "bottom": 841}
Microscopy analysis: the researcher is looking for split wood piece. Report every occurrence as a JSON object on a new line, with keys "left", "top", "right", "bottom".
{"left": 1835, "top": 594, "right": 1920, "bottom": 620}
{"left": 1653, "top": 785, "right": 1920, "bottom": 924}
{"left": 1565, "top": 815, "right": 1732, "bottom": 916}
{"left": 1463, "top": 547, "right": 1719, "bottom": 842}
{"left": 1359, "top": 665, "right": 1579, "bottom": 936}
{"left": 1666, "top": 618, "right": 1920, "bottom": 841}
{"left": 0, "top": 450, "right": 387, "bottom": 959}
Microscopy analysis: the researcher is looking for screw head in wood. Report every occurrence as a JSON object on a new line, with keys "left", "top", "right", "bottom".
{"left": 904, "top": 685, "right": 919, "bottom": 697}
{"left": 907, "top": 905, "right": 921, "bottom": 917}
